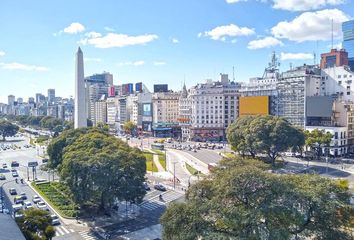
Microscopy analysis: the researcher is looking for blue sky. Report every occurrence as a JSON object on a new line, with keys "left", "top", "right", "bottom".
{"left": 0, "top": 0, "right": 353, "bottom": 103}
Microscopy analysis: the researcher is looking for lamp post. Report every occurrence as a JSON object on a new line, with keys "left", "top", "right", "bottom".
{"left": 172, "top": 162, "right": 177, "bottom": 190}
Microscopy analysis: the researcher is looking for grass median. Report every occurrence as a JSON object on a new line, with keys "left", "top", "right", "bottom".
{"left": 152, "top": 150, "right": 166, "bottom": 170}
{"left": 185, "top": 163, "right": 205, "bottom": 177}
{"left": 143, "top": 152, "right": 158, "bottom": 172}
{"left": 31, "top": 181, "right": 79, "bottom": 218}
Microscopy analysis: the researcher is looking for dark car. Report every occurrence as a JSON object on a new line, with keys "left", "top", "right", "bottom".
{"left": 143, "top": 182, "right": 151, "bottom": 191}
{"left": 0, "top": 174, "right": 6, "bottom": 180}
{"left": 154, "top": 184, "right": 167, "bottom": 191}
{"left": 11, "top": 161, "right": 19, "bottom": 167}
{"left": 9, "top": 188, "right": 17, "bottom": 195}
{"left": 42, "top": 158, "right": 48, "bottom": 163}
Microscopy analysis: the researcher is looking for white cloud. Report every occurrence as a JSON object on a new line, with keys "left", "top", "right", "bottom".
{"left": 104, "top": 26, "right": 115, "bottom": 32}
{"left": 80, "top": 32, "right": 158, "bottom": 48}
{"left": 271, "top": 9, "right": 350, "bottom": 42}
{"left": 0, "top": 51, "right": 5, "bottom": 56}
{"left": 280, "top": 52, "right": 314, "bottom": 61}
{"left": 154, "top": 61, "right": 166, "bottom": 66}
{"left": 247, "top": 37, "right": 283, "bottom": 49}
{"left": 172, "top": 38, "right": 179, "bottom": 43}
{"left": 63, "top": 22, "right": 85, "bottom": 34}
{"left": 85, "top": 31, "right": 102, "bottom": 38}
{"left": 84, "top": 58, "right": 103, "bottom": 62}
{"left": 202, "top": 24, "right": 255, "bottom": 41}
{"left": 0, "top": 62, "right": 49, "bottom": 71}
{"left": 273, "top": 0, "right": 345, "bottom": 11}
{"left": 117, "top": 61, "right": 145, "bottom": 67}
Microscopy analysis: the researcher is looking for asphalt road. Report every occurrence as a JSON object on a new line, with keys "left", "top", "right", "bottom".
{"left": 0, "top": 136, "right": 92, "bottom": 240}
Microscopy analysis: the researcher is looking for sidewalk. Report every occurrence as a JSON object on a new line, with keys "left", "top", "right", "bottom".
{"left": 153, "top": 154, "right": 165, "bottom": 172}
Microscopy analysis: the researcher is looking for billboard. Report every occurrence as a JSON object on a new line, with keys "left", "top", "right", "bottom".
{"left": 128, "top": 83, "right": 134, "bottom": 94}
{"left": 239, "top": 96, "right": 269, "bottom": 116}
{"left": 143, "top": 103, "right": 152, "bottom": 116}
{"left": 108, "top": 86, "right": 115, "bottom": 97}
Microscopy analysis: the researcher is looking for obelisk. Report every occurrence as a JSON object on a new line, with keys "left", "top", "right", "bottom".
{"left": 74, "top": 47, "right": 87, "bottom": 128}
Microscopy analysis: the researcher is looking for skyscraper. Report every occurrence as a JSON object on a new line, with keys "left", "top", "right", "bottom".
{"left": 74, "top": 47, "right": 87, "bottom": 128}
{"left": 343, "top": 20, "right": 354, "bottom": 71}
{"left": 47, "top": 89, "right": 55, "bottom": 103}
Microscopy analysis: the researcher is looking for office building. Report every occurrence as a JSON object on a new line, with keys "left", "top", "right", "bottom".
{"left": 178, "top": 83, "right": 192, "bottom": 140}
{"left": 320, "top": 49, "right": 348, "bottom": 69}
{"left": 74, "top": 47, "right": 87, "bottom": 128}
{"left": 154, "top": 84, "right": 168, "bottom": 93}
{"left": 48, "top": 89, "right": 55, "bottom": 103}
{"left": 189, "top": 74, "right": 240, "bottom": 141}
{"left": 343, "top": 20, "right": 354, "bottom": 71}
{"left": 8, "top": 95, "right": 15, "bottom": 106}
{"left": 277, "top": 65, "right": 321, "bottom": 128}
{"left": 94, "top": 100, "right": 107, "bottom": 125}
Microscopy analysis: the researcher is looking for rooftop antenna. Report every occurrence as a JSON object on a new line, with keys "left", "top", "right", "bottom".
{"left": 331, "top": 18, "right": 334, "bottom": 49}
{"left": 290, "top": 62, "right": 293, "bottom": 70}
{"left": 313, "top": 52, "right": 316, "bottom": 65}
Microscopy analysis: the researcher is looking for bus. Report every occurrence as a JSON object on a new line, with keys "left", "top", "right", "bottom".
{"left": 151, "top": 143, "right": 164, "bottom": 150}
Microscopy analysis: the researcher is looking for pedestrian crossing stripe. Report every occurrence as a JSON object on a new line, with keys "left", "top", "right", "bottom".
{"left": 55, "top": 226, "right": 75, "bottom": 236}
{"left": 140, "top": 191, "right": 184, "bottom": 210}
{"left": 79, "top": 230, "right": 97, "bottom": 240}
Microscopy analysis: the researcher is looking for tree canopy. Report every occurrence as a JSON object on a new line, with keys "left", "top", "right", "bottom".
{"left": 227, "top": 115, "right": 305, "bottom": 165}
{"left": 161, "top": 157, "right": 354, "bottom": 240}
{"left": 305, "top": 129, "right": 333, "bottom": 158}
{"left": 123, "top": 121, "right": 137, "bottom": 134}
{"left": 58, "top": 129, "right": 146, "bottom": 210}
{"left": 0, "top": 119, "right": 19, "bottom": 141}
{"left": 16, "top": 208, "right": 55, "bottom": 240}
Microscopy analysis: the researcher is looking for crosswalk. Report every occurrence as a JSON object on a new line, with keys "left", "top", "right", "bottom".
{"left": 79, "top": 230, "right": 99, "bottom": 240}
{"left": 55, "top": 225, "right": 75, "bottom": 237}
{"left": 140, "top": 190, "right": 184, "bottom": 211}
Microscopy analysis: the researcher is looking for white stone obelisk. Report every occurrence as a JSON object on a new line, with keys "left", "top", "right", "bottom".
{"left": 74, "top": 47, "right": 87, "bottom": 128}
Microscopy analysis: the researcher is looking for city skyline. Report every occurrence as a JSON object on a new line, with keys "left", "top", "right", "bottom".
{"left": 1, "top": 0, "right": 354, "bottom": 103}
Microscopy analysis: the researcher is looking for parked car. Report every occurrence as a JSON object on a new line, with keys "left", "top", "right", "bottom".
{"left": 12, "top": 170, "right": 19, "bottom": 177}
{"left": 32, "top": 195, "right": 41, "bottom": 204}
{"left": 11, "top": 161, "right": 19, "bottom": 167}
{"left": 9, "top": 188, "right": 17, "bottom": 195}
{"left": 12, "top": 204, "right": 23, "bottom": 212}
{"left": 14, "top": 196, "right": 24, "bottom": 205}
{"left": 42, "top": 158, "right": 48, "bottom": 163}
{"left": 24, "top": 201, "right": 33, "bottom": 209}
{"left": 14, "top": 211, "right": 24, "bottom": 219}
{"left": 51, "top": 214, "right": 60, "bottom": 225}
{"left": 20, "top": 192, "right": 27, "bottom": 200}
{"left": 154, "top": 184, "right": 167, "bottom": 191}
{"left": 0, "top": 174, "right": 6, "bottom": 180}
{"left": 37, "top": 201, "right": 48, "bottom": 210}
{"left": 2, "top": 163, "right": 7, "bottom": 169}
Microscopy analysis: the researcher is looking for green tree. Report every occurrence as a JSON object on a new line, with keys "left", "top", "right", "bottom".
{"left": 16, "top": 208, "right": 54, "bottom": 240}
{"left": 161, "top": 157, "right": 354, "bottom": 240}
{"left": 123, "top": 121, "right": 137, "bottom": 135}
{"left": 60, "top": 130, "right": 146, "bottom": 210}
{"left": 47, "top": 127, "right": 89, "bottom": 169}
{"left": 44, "top": 225, "right": 56, "bottom": 240}
{"left": 305, "top": 129, "right": 333, "bottom": 158}
{"left": 227, "top": 115, "right": 305, "bottom": 165}
{"left": 0, "top": 119, "right": 19, "bottom": 141}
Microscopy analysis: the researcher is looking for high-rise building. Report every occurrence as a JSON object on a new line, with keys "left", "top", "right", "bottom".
{"left": 8, "top": 95, "right": 15, "bottom": 106}
{"left": 17, "top": 98, "right": 23, "bottom": 104}
{"left": 35, "top": 93, "right": 45, "bottom": 104}
{"left": 277, "top": 65, "right": 321, "bottom": 128}
{"left": 74, "top": 47, "right": 87, "bottom": 128}
{"left": 320, "top": 49, "right": 348, "bottom": 69}
{"left": 343, "top": 20, "right": 354, "bottom": 71}
{"left": 48, "top": 89, "right": 55, "bottom": 103}
{"left": 154, "top": 84, "right": 168, "bottom": 93}
{"left": 85, "top": 72, "right": 113, "bottom": 85}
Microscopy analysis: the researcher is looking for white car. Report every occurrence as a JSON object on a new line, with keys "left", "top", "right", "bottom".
{"left": 37, "top": 201, "right": 48, "bottom": 210}
{"left": 24, "top": 201, "right": 33, "bottom": 209}
{"left": 32, "top": 195, "right": 41, "bottom": 204}
{"left": 51, "top": 214, "right": 60, "bottom": 225}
